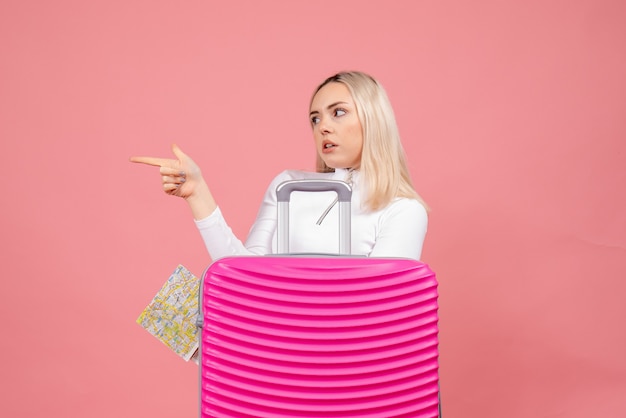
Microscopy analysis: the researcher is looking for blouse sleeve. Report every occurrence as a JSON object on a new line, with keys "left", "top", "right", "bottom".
{"left": 368, "top": 199, "right": 428, "bottom": 260}
{"left": 194, "top": 171, "right": 289, "bottom": 260}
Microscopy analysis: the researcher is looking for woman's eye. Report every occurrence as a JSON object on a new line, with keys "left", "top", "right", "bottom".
{"left": 311, "top": 116, "right": 320, "bottom": 125}
{"left": 334, "top": 108, "right": 346, "bottom": 117}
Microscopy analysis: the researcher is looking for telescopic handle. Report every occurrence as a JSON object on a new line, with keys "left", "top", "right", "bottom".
{"left": 276, "top": 179, "right": 352, "bottom": 254}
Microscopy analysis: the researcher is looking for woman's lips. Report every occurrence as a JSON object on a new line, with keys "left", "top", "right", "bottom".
{"left": 322, "top": 140, "right": 337, "bottom": 154}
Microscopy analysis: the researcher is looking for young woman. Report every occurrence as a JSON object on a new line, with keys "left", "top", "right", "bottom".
{"left": 131, "top": 71, "right": 428, "bottom": 260}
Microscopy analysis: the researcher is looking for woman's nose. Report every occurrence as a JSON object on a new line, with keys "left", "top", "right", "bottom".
{"left": 318, "top": 118, "right": 332, "bottom": 134}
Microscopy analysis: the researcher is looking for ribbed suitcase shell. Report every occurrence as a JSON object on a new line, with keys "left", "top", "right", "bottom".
{"left": 198, "top": 255, "right": 439, "bottom": 417}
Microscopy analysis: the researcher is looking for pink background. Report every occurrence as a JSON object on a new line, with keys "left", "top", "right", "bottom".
{"left": 2, "top": 0, "right": 625, "bottom": 417}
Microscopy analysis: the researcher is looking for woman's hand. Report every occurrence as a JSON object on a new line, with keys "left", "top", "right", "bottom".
{"left": 130, "top": 144, "right": 217, "bottom": 219}
{"left": 130, "top": 144, "right": 204, "bottom": 200}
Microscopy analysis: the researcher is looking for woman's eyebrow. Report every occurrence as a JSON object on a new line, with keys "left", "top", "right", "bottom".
{"left": 309, "top": 101, "right": 349, "bottom": 116}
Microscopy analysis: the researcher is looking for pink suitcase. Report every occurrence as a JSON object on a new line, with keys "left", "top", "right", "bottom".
{"left": 198, "top": 180, "right": 439, "bottom": 417}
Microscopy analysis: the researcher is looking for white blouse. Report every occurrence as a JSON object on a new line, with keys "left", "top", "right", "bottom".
{"left": 195, "top": 168, "right": 428, "bottom": 261}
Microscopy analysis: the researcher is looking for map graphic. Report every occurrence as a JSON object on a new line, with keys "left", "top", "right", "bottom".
{"left": 137, "top": 264, "right": 199, "bottom": 361}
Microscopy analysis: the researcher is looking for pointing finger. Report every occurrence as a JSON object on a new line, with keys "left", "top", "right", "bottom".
{"left": 129, "top": 156, "right": 172, "bottom": 167}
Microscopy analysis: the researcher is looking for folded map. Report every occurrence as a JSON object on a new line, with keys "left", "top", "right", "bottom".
{"left": 137, "top": 264, "right": 200, "bottom": 362}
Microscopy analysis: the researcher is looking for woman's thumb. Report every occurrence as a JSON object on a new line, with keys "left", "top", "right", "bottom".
{"left": 171, "top": 143, "right": 187, "bottom": 160}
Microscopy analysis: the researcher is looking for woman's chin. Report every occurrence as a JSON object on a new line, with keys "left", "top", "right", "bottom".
{"left": 322, "top": 159, "right": 346, "bottom": 170}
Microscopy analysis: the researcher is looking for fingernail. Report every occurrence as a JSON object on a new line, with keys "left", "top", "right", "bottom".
{"left": 179, "top": 171, "right": 185, "bottom": 176}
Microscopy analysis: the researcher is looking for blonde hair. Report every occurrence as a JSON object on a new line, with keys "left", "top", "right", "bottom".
{"left": 311, "top": 71, "right": 428, "bottom": 211}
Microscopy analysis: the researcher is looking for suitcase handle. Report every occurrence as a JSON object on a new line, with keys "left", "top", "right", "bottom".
{"left": 276, "top": 179, "right": 352, "bottom": 202}
{"left": 276, "top": 179, "right": 352, "bottom": 255}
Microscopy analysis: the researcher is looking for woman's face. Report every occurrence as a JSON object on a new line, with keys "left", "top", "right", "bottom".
{"left": 309, "top": 82, "right": 363, "bottom": 169}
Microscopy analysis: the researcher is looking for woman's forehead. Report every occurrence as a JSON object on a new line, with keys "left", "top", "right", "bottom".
{"left": 310, "top": 82, "right": 354, "bottom": 110}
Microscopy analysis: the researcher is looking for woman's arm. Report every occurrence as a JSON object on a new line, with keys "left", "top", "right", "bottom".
{"left": 369, "top": 199, "right": 428, "bottom": 260}
{"left": 131, "top": 143, "right": 290, "bottom": 260}
{"left": 194, "top": 170, "right": 291, "bottom": 260}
